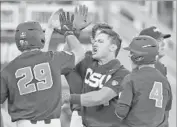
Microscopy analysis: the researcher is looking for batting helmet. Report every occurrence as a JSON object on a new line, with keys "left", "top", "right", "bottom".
{"left": 15, "top": 21, "right": 45, "bottom": 52}
{"left": 124, "top": 35, "right": 159, "bottom": 65}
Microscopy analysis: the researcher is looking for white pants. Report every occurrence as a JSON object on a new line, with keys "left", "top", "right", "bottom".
{"left": 16, "top": 119, "right": 61, "bottom": 127}
{"left": 70, "top": 111, "right": 84, "bottom": 127}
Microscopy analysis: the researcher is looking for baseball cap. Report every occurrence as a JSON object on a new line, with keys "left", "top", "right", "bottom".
{"left": 124, "top": 35, "right": 158, "bottom": 55}
{"left": 139, "top": 26, "right": 171, "bottom": 40}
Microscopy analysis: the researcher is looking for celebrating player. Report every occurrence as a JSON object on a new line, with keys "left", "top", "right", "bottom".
{"left": 65, "top": 23, "right": 114, "bottom": 98}
{"left": 55, "top": 5, "right": 130, "bottom": 127}
{"left": 114, "top": 35, "right": 172, "bottom": 127}
{"left": 0, "top": 9, "right": 85, "bottom": 127}
{"left": 58, "top": 17, "right": 116, "bottom": 127}
{"left": 64, "top": 28, "right": 130, "bottom": 126}
{"left": 139, "top": 26, "right": 171, "bottom": 77}
{"left": 48, "top": 6, "right": 130, "bottom": 127}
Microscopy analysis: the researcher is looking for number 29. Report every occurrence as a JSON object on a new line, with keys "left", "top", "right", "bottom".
{"left": 15, "top": 62, "right": 53, "bottom": 95}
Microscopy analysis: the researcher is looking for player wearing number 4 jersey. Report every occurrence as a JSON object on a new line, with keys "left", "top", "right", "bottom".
{"left": 0, "top": 20, "right": 84, "bottom": 127}
{"left": 139, "top": 26, "right": 171, "bottom": 127}
{"left": 113, "top": 36, "right": 172, "bottom": 127}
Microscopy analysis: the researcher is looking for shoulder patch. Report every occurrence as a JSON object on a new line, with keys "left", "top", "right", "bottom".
{"left": 112, "top": 80, "right": 119, "bottom": 86}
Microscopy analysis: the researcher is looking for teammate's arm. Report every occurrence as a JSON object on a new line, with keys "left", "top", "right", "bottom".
{"left": 114, "top": 76, "right": 133, "bottom": 120}
{"left": 64, "top": 5, "right": 91, "bottom": 65}
{"left": 67, "top": 70, "right": 130, "bottom": 107}
{"left": 0, "top": 70, "right": 8, "bottom": 104}
{"left": 65, "top": 52, "right": 91, "bottom": 96}
{"left": 70, "top": 87, "right": 117, "bottom": 107}
{"left": 42, "top": 26, "right": 53, "bottom": 52}
{"left": 65, "top": 34, "right": 85, "bottom": 65}
{"left": 65, "top": 70, "right": 83, "bottom": 94}
{"left": 42, "top": 9, "right": 63, "bottom": 52}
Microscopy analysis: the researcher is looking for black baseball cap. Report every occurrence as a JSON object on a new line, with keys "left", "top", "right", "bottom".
{"left": 139, "top": 26, "right": 171, "bottom": 40}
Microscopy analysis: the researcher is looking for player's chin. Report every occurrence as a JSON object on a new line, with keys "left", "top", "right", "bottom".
{"left": 92, "top": 53, "right": 99, "bottom": 59}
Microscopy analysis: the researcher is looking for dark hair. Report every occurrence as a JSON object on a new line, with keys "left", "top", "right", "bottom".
{"left": 92, "top": 23, "right": 113, "bottom": 39}
{"left": 99, "top": 29, "right": 122, "bottom": 57}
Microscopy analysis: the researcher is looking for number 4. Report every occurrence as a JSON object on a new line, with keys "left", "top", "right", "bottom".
{"left": 149, "top": 81, "right": 163, "bottom": 108}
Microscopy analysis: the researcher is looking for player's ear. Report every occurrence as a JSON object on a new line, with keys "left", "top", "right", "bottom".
{"left": 109, "top": 44, "right": 117, "bottom": 52}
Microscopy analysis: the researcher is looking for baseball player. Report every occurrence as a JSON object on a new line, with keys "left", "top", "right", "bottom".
{"left": 114, "top": 36, "right": 172, "bottom": 127}
{"left": 64, "top": 29, "right": 130, "bottom": 127}
{"left": 139, "top": 26, "right": 172, "bottom": 127}
{"left": 0, "top": 11, "right": 85, "bottom": 127}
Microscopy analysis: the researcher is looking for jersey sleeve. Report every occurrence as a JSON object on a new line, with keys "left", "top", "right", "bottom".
{"left": 104, "top": 68, "right": 130, "bottom": 95}
{"left": 75, "top": 51, "right": 92, "bottom": 79}
{"left": 165, "top": 83, "right": 173, "bottom": 111}
{"left": 0, "top": 70, "right": 8, "bottom": 104}
{"left": 65, "top": 51, "right": 93, "bottom": 94}
{"left": 65, "top": 70, "right": 83, "bottom": 94}
{"left": 53, "top": 51, "right": 75, "bottom": 75}
{"left": 65, "top": 52, "right": 91, "bottom": 94}
{"left": 117, "top": 75, "right": 133, "bottom": 106}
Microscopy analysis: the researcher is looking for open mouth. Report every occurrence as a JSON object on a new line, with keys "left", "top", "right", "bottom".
{"left": 92, "top": 47, "right": 98, "bottom": 55}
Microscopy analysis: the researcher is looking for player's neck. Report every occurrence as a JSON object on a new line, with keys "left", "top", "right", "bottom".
{"left": 23, "top": 48, "right": 40, "bottom": 53}
{"left": 98, "top": 54, "right": 115, "bottom": 65}
{"left": 138, "top": 64, "right": 155, "bottom": 69}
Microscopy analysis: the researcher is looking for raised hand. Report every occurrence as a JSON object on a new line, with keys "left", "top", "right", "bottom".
{"left": 54, "top": 11, "right": 74, "bottom": 35}
{"left": 47, "top": 8, "right": 64, "bottom": 29}
{"left": 73, "top": 5, "right": 91, "bottom": 31}
{"left": 43, "top": 8, "right": 64, "bottom": 52}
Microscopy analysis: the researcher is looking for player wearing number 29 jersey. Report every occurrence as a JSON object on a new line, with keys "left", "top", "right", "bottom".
{"left": 1, "top": 50, "right": 74, "bottom": 122}
{"left": 114, "top": 36, "right": 172, "bottom": 127}
{"left": 0, "top": 21, "right": 75, "bottom": 123}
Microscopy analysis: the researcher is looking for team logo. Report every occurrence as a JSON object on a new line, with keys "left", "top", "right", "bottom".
{"left": 112, "top": 80, "right": 119, "bottom": 86}
{"left": 85, "top": 68, "right": 112, "bottom": 88}
{"left": 20, "top": 32, "right": 26, "bottom": 39}
{"left": 19, "top": 40, "right": 28, "bottom": 46}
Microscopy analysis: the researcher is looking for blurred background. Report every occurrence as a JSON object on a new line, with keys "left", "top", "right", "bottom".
{"left": 1, "top": 0, "right": 176, "bottom": 127}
